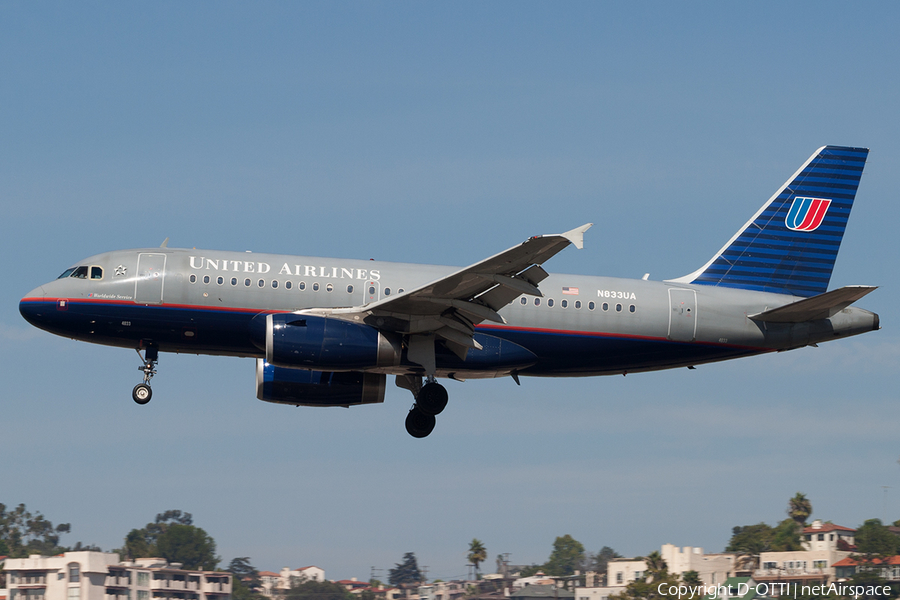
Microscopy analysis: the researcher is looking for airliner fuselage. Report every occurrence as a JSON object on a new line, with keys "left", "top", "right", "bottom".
{"left": 19, "top": 146, "right": 880, "bottom": 437}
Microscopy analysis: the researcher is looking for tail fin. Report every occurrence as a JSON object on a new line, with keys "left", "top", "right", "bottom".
{"left": 671, "top": 146, "right": 869, "bottom": 297}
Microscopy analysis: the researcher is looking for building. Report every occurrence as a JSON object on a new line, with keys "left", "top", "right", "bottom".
{"left": 509, "top": 586, "right": 573, "bottom": 600}
{"left": 701, "top": 577, "right": 760, "bottom": 600}
{"left": 800, "top": 521, "right": 855, "bottom": 552}
{"left": 417, "top": 581, "right": 465, "bottom": 600}
{"left": 606, "top": 558, "right": 647, "bottom": 587}
{"left": 833, "top": 556, "right": 900, "bottom": 581}
{"left": 4, "top": 552, "right": 231, "bottom": 600}
{"left": 512, "top": 574, "right": 556, "bottom": 590}
{"left": 259, "top": 566, "right": 324, "bottom": 597}
{"left": 753, "top": 520, "right": 855, "bottom": 587}
{"left": 659, "top": 545, "right": 734, "bottom": 587}
{"left": 604, "top": 545, "right": 734, "bottom": 588}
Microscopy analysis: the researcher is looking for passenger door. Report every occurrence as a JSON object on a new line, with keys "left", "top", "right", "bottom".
{"left": 135, "top": 253, "right": 166, "bottom": 304}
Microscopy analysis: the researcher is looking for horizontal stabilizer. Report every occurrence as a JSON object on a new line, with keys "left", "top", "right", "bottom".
{"left": 748, "top": 285, "right": 877, "bottom": 323}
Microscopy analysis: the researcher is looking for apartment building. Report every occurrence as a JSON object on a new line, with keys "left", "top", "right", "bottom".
{"left": 4, "top": 552, "right": 230, "bottom": 600}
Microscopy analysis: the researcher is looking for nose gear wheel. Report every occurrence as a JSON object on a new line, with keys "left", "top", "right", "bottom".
{"left": 133, "top": 346, "right": 159, "bottom": 405}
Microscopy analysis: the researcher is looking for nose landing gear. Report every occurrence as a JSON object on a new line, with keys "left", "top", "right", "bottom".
{"left": 132, "top": 346, "right": 158, "bottom": 405}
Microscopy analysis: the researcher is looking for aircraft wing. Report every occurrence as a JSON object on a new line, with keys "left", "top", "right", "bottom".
{"left": 326, "top": 223, "right": 591, "bottom": 360}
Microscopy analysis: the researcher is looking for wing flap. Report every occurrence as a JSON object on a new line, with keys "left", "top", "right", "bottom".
{"left": 748, "top": 285, "right": 877, "bottom": 323}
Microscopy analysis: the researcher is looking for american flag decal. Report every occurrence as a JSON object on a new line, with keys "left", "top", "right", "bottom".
{"left": 562, "top": 287, "right": 579, "bottom": 295}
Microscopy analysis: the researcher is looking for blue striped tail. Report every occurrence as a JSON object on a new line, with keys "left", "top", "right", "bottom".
{"left": 677, "top": 146, "right": 868, "bottom": 297}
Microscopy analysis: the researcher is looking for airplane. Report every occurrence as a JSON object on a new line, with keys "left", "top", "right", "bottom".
{"left": 19, "top": 145, "right": 879, "bottom": 438}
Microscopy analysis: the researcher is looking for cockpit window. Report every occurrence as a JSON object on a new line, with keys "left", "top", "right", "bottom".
{"left": 58, "top": 265, "right": 102, "bottom": 280}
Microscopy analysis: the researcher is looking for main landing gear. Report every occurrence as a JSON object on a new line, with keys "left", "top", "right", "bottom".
{"left": 404, "top": 377, "right": 449, "bottom": 438}
{"left": 132, "top": 346, "right": 158, "bottom": 405}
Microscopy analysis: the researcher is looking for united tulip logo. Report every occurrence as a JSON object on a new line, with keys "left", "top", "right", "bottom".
{"left": 785, "top": 197, "right": 832, "bottom": 231}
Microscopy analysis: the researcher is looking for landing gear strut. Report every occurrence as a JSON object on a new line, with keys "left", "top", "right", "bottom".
{"left": 401, "top": 376, "right": 448, "bottom": 438}
{"left": 132, "top": 346, "right": 158, "bottom": 405}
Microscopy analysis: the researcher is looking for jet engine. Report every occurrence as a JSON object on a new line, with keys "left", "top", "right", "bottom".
{"left": 256, "top": 359, "right": 386, "bottom": 407}
{"left": 251, "top": 313, "right": 401, "bottom": 371}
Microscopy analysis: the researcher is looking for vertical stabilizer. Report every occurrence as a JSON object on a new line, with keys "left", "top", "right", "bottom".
{"left": 671, "top": 146, "right": 868, "bottom": 297}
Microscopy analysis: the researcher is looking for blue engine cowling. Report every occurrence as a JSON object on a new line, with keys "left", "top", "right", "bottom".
{"left": 251, "top": 313, "right": 401, "bottom": 371}
{"left": 256, "top": 359, "right": 386, "bottom": 407}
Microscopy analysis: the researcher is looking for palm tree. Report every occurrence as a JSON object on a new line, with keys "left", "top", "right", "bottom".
{"left": 642, "top": 551, "right": 667, "bottom": 581}
{"left": 788, "top": 493, "right": 813, "bottom": 526}
{"left": 467, "top": 539, "right": 487, "bottom": 578}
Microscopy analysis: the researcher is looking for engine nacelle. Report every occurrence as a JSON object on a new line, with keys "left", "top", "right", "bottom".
{"left": 251, "top": 313, "right": 401, "bottom": 371}
{"left": 256, "top": 359, "right": 386, "bottom": 407}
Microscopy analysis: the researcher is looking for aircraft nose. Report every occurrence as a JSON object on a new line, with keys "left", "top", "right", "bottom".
{"left": 19, "top": 285, "right": 47, "bottom": 326}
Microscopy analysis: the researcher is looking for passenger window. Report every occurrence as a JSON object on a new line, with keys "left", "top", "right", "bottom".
{"left": 231, "top": 277, "right": 238, "bottom": 286}
{"left": 384, "top": 288, "right": 391, "bottom": 296}
{"left": 244, "top": 278, "right": 251, "bottom": 287}
{"left": 575, "top": 300, "right": 581, "bottom": 309}
{"left": 299, "top": 282, "right": 306, "bottom": 291}
{"left": 272, "top": 280, "right": 278, "bottom": 289}
{"left": 398, "top": 288, "right": 405, "bottom": 293}
{"left": 203, "top": 275, "right": 210, "bottom": 284}
{"left": 589, "top": 301, "right": 595, "bottom": 310}
{"left": 561, "top": 299, "right": 568, "bottom": 308}
{"left": 602, "top": 302, "right": 609, "bottom": 311}
{"left": 326, "top": 283, "right": 334, "bottom": 292}
{"left": 520, "top": 297, "right": 527, "bottom": 305}
{"left": 347, "top": 285, "right": 353, "bottom": 293}
{"left": 548, "top": 299, "right": 554, "bottom": 307}
{"left": 534, "top": 298, "right": 541, "bottom": 306}
{"left": 313, "top": 282, "right": 319, "bottom": 291}
{"left": 190, "top": 274, "right": 197, "bottom": 283}
{"left": 285, "top": 281, "right": 292, "bottom": 290}
{"left": 90, "top": 266, "right": 103, "bottom": 280}
{"left": 258, "top": 279, "right": 264, "bottom": 287}
{"left": 217, "top": 276, "right": 224, "bottom": 285}
{"left": 616, "top": 303, "right": 622, "bottom": 312}
{"left": 630, "top": 304, "right": 636, "bottom": 313}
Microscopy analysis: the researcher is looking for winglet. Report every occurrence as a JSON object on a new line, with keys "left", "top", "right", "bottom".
{"left": 560, "top": 223, "right": 593, "bottom": 250}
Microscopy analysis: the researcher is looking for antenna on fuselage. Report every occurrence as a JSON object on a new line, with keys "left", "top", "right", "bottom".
{"left": 160, "top": 237, "right": 169, "bottom": 248}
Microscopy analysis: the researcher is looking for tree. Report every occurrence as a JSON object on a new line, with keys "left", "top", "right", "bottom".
{"left": 283, "top": 579, "right": 350, "bottom": 600}
{"left": 228, "top": 557, "right": 262, "bottom": 591}
{"left": 228, "top": 557, "right": 265, "bottom": 600}
{"left": 544, "top": 535, "right": 586, "bottom": 577}
{"left": 788, "top": 493, "right": 813, "bottom": 526}
{"left": 593, "top": 546, "right": 622, "bottom": 572}
{"left": 388, "top": 552, "right": 422, "bottom": 586}
{"left": 467, "top": 539, "right": 487, "bottom": 578}
{"left": 770, "top": 518, "right": 803, "bottom": 552}
{"left": 120, "top": 510, "right": 219, "bottom": 570}
{"left": 682, "top": 571, "right": 701, "bottom": 586}
{"left": 609, "top": 568, "right": 682, "bottom": 600}
{"left": 642, "top": 551, "right": 667, "bottom": 579}
{"left": 726, "top": 522, "right": 773, "bottom": 571}
{"left": 856, "top": 519, "right": 899, "bottom": 557}
{"left": 0, "top": 503, "right": 72, "bottom": 557}
{"left": 155, "top": 523, "right": 219, "bottom": 570}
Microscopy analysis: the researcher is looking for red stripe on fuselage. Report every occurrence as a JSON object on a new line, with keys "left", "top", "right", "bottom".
{"left": 24, "top": 298, "right": 769, "bottom": 352}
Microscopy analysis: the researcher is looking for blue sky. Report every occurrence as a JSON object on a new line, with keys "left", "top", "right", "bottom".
{"left": 3, "top": 1, "right": 900, "bottom": 582}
